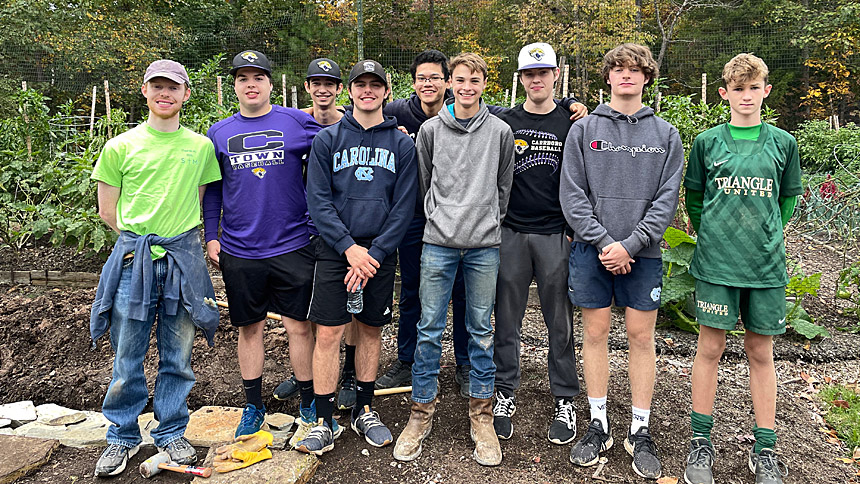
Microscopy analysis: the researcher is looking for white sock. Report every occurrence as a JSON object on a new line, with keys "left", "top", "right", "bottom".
{"left": 631, "top": 406, "right": 651, "bottom": 434}
{"left": 588, "top": 396, "right": 608, "bottom": 431}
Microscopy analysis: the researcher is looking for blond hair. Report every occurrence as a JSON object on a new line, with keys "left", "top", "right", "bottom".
{"left": 722, "top": 53, "right": 769, "bottom": 87}
{"left": 449, "top": 53, "right": 488, "bottom": 80}
{"left": 601, "top": 43, "right": 658, "bottom": 86}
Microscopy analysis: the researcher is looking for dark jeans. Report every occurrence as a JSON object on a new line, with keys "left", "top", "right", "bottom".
{"left": 397, "top": 216, "right": 468, "bottom": 366}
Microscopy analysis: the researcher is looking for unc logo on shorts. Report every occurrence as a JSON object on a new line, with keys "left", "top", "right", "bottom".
{"left": 529, "top": 47, "right": 545, "bottom": 61}
{"left": 241, "top": 51, "right": 258, "bottom": 62}
{"left": 514, "top": 139, "right": 529, "bottom": 155}
{"left": 355, "top": 167, "right": 374, "bottom": 181}
{"left": 650, "top": 287, "right": 661, "bottom": 302}
{"left": 317, "top": 60, "right": 332, "bottom": 71}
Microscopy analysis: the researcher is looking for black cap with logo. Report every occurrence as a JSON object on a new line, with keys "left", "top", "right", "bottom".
{"left": 230, "top": 50, "right": 272, "bottom": 76}
{"left": 347, "top": 60, "right": 388, "bottom": 87}
{"left": 306, "top": 58, "right": 342, "bottom": 82}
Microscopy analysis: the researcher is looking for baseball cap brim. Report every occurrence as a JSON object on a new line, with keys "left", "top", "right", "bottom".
{"left": 143, "top": 72, "right": 189, "bottom": 85}
{"left": 230, "top": 65, "right": 272, "bottom": 76}
{"left": 518, "top": 63, "right": 558, "bottom": 71}
{"left": 306, "top": 73, "right": 342, "bottom": 81}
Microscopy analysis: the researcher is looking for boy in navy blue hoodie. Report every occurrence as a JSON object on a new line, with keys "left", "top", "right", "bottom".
{"left": 298, "top": 60, "right": 418, "bottom": 455}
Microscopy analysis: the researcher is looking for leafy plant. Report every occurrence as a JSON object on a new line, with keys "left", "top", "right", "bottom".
{"left": 819, "top": 384, "right": 860, "bottom": 452}
{"left": 785, "top": 264, "right": 830, "bottom": 339}
{"left": 837, "top": 261, "right": 860, "bottom": 330}
{"left": 660, "top": 226, "right": 699, "bottom": 333}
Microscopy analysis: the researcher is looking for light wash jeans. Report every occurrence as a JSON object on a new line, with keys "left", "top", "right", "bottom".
{"left": 411, "top": 244, "right": 499, "bottom": 403}
{"left": 103, "top": 257, "right": 196, "bottom": 448}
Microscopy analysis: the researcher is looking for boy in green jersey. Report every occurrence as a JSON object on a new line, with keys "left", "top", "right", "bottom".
{"left": 683, "top": 54, "right": 802, "bottom": 484}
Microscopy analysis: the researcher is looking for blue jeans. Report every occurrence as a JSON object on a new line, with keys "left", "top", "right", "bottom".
{"left": 103, "top": 257, "right": 197, "bottom": 448}
{"left": 397, "top": 217, "right": 469, "bottom": 365}
{"left": 412, "top": 244, "right": 499, "bottom": 402}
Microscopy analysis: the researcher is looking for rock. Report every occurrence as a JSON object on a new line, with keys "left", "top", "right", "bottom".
{"left": 46, "top": 413, "right": 87, "bottom": 426}
{"left": 0, "top": 401, "right": 37, "bottom": 427}
{"left": 14, "top": 411, "right": 110, "bottom": 448}
{"left": 193, "top": 447, "right": 318, "bottom": 484}
{"left": 185, "top": 406, "right": 271, "bottom": 447}
{"left": 0, "top": 435, "right": 59, "bottom": 484}
{"left": 138, "top": 413, "right": 157, "bottom": 445}
{"left": 33, "top": 403, "right": 80, "bottom": 423}
{"left": 0, "top": 419, "right": 10, "bottom": 429}
{"left": 266, "top": 413, "right": 295, "bottom": 430}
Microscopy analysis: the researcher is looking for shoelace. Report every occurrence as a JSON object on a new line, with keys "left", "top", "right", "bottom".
{"left": 687, "top": 442, "right": 715, "bottom": 466}
{"left": 342, "top": 375, "right": 356, "bottom": 390}
{"left": 631, "top": 431, "right": 658, "bottom": 455}
{"left": 103, "top": 444, "right": 125, "bottom": 458}
{"left": 167, "top": 438, "right": 192, "bottom": 454}
{"left": 581, "top": 421, "right": 606, "bottom": 447}
{"left": 304, "top": 425, "right": 331, "bottom": 443}
{"left": 758, "top": 451, "right": 789, "bottom": 478}
{"left": 493, "top": 393, "right": 515, "bottom": 417}
{"left": 553, "top": 400, "right": 575, "bottom": 427}
{"left": 356, "top": 410, "right": 386, "bottom": 431}
{"left": 239, "top": 405, "right": 263, "bottom": 426}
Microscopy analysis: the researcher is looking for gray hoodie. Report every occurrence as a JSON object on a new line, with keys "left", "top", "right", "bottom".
{"left": 560, "top": 104, "right": 684, "bottom": 259}
{"left": 416, "top": 100, "right": 515, "bottom": 248}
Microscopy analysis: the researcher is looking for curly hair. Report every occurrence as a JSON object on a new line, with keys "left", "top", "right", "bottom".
{"left": 601, "top": 43, "right": 659, "bottom": 86}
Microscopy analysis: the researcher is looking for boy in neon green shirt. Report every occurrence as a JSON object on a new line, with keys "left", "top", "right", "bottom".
{"left": 683, "top": 53, "right": 802, "bottom": 484}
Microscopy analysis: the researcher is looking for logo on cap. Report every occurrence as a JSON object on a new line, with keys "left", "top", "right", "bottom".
{"left": 317, "top": 60, "right": 332, "bottom": 72}
{"left": 529, "top": 47, "right": 545, "bottom": 61}
{"left": 241, "top": 51, "right": 258, "bottom": 62}
{"left": 363, "top": 61, "right": 375, "bottom": 72}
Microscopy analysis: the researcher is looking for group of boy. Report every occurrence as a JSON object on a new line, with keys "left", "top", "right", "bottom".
{"left": 89, "top": 38, "right": 797, "bottom": 484}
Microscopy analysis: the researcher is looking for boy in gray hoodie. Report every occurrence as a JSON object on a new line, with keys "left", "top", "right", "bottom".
{"left": 560, "top": 44, "right": 683, "bottom": 479}
{"left": 393, "top": 53, "right": 515, "bottom": 467}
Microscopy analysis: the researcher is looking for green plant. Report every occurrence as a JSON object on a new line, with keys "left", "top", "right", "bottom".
{"left": 819, "top": 384, "right": 860, "bottom": 452}
{"left": 660, "top": 226, "right": 699, "bottom": 333}
{"left": 785, "top": 262, "right": 829, "bottom": 339}
{"left": 837, "top": 261, "right": 860, "bottom": 330}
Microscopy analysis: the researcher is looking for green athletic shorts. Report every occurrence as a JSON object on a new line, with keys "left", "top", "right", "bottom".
{"left": 694, "top": 279, "right": 787, "bottom": 335}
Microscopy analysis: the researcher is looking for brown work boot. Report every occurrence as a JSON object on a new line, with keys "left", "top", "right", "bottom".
{"left": 469, "top": 397, "right": 502, "bottom": 466}
{"left": 393, "top": 399, "right": 436, "bottom": 461}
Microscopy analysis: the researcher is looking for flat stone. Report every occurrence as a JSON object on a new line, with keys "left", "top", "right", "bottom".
{"left": 265, "top": 413, "right": 295, "bottom": 430}
{"left": 139, "top": 412, "right": 156, "bottom": 445}
{"left": 33, "top": 403, "right": 79, "bottom": 423}
{"left": 46, "top": 412, "right": 87, "bottom": 426}
{"left": 192, "top": 447, "right": 318, "bottom": 484}
{"left": 0, "top": 401, "right": 37, "bottom": 427}
{"left": 0, "top": 434, "right": 59, "bottom": 484}
{"left": 185, "top": 406, "right": 271, "bottom": 447}
{"left": 14, "top": 412, "right": 110, "bottom": 448}
{"left": 0, "top": 419, "right": 10, "bottom": 429}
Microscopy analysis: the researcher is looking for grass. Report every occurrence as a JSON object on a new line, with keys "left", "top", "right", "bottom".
{"left": 819, "top": 384, "right": 860, "bottom": 452}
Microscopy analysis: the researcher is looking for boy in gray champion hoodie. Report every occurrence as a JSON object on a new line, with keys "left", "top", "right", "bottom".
{"left": 393, "top": 53, "right": 514, "bottom": 467}
{"left": 560, "top": 44, "right": 683, "bottom": 479}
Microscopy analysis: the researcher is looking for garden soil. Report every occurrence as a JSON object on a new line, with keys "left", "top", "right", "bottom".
{"left": 0, "top": 234, "right": 858, "bottom": 483}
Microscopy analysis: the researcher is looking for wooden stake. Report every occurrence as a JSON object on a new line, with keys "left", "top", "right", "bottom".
{"left": 556, "top": 56, "right": 566, "bottom": 97}
{"left": 562, "top": 65, "right": 570, "bottom": 98}
{"left": 216, "top": 76, "right": 223, "bottom": 106}
{"left": 21, "top": 81, "right": 31, "bottom": 162}
{"left": 504, "top": 89, "right": 509, "bottom": 107}
{"left": 656, "top": 90, "right": 662, "bottom": 113}
{"left": 510, "top": 72, "right": 517, "bottom": 108}
{"left": 89, "top": 86, "right": 97, "bottom": 135}
{"left": 387, "top": 72, "right": 393, "bottom": 102}
{"left": 104, "top": 80, "right": 112, "bottom": 137}
{"left": 599, "top": 89, "right": 604, "bottom": 105}
{"left": 282, "top": 74, "right": 287, "bottom": 107}
{"left": 291, "top": 85, "right": 298, "bottom": 109}
{"left": 701, "top": 73, "right": 707, "bottom": 104}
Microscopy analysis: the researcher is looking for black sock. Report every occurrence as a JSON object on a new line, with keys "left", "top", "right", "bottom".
{"left": 343, "top": 345, "right": 356, "bottom": 375}
{"left": 354, "top": 379, "right": 375, "bottom": 416}
{"left": 243, "top": 377, "right": 264, "bottom": 409}
{"left": 298, "top": 379, "right": 314, "bottom": 408}
{"left": 315, "top": 393, "right": 336, "bottom": 427}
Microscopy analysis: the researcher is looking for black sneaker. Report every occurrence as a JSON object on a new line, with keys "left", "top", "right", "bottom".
{"left": 748, "top": 448, "right": 788, "bottom": 484}
{"left": 492, "top": 391, "right": 516, "bottom": 440}
{"left": 684, "top": 437, "right": 715, "bottom": 484}
{"left": 273, "top": 375, "right": 299, "bottom": 400}
{"left": 548, "top": 398, "right": 577, "bottom": 445}
{"left": 454, "top": 364, "right": 471, "bottom": 398}
{"left": 624, "top": 426, "right": 661, "bottom": 479}
{"left": 375, "top": 360, "right": 412, "bottom": 389}
{"left": 94, "top": 443, "right": 139, "bottom": 477}
{"left": 570, "top": 418, "right": 612, "bottom": 467}
{"left": 337, "top": 372, "right": 356, "bottom": 410}
{"left": 159, "top": 437, "right": 197, "bottom": 466}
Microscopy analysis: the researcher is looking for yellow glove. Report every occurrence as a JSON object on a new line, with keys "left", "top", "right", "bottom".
{"left": 215, "top": 430, "right": 273, "bottom": 457}
{"left": 212, "top": 447, "right": 273, "bottom": 473}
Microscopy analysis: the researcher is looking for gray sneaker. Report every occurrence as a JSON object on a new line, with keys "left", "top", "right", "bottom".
{"left": 375, "top": 360, "right": 412, "bottom": 389}
{"left": 684, "top": 437, "right": 715, "bottom": 484}
{"left": 351, "top": 405, "right": 393, "bottom": 447}
{"left": 158, "top": 437, "right": 197, "bottom": 466}
{"left": 273, "top": 375, "right": 299, "bottom": 400}
{"left": 748, "top": 448, "right": 788, "bottom": 484}
{"left": 548, "top": 398, "right": 577, "bottom": 445}
{"left": 295, "top": 419, "right": 343, "bottom": 456}
{"left": 570, "top": 418, "right": 612, "bottom": 467}
{"left": 454, "top": 364, "right": 471, "bottom": 398}
{"left": 337, "top": 372, "right": 357, "bottom": 410}
{"left": 624, "top": 426, "right": 662, "bottom": 479}
{"left": 94, "top": 443, "right": 140, "bottom": 477}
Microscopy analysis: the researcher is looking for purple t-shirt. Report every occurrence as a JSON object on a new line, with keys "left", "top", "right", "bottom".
{"left": 203, "top": 105, "right": 322, "bottom": 259}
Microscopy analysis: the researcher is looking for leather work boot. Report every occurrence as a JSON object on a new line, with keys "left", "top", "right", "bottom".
{"left": 469, "top": 397, "right": 502, "bottom": 466}
{"left": 392, "top": 399, "right": 437, "bottom": 461}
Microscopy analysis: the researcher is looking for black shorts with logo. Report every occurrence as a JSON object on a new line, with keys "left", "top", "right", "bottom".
{"left": 220, "top": 238, "right": 318, "bottom": 326}
{"left": 308, "top": 238, "right": 397, "bottom": 327}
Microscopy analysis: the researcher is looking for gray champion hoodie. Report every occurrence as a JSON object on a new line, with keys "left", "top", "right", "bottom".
{"left": 416, "top": 99, "right": 515, "bottom": 249}
{"left": 560, "top": 104, "right": 684, "bottom": 259}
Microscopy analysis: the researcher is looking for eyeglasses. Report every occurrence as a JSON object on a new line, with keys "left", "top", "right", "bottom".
{"left": 416, "top": 75, "right": 444, "bottom": 84}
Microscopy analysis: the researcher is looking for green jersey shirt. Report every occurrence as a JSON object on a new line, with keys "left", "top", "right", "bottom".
{"left": 684, "top": 123, "right": 803, "bottom": 287}
{"left": 91, "top": 123, "right": 221, "bottom": 258}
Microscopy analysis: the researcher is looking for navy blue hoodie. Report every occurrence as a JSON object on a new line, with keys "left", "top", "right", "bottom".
{"left": 307, "top": 110, "right": 418, "bottom": 263}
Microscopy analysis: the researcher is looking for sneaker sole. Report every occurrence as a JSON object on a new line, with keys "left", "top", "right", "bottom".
{"left": 548, "top": 431, "right": 577, "bottom": 445}
{"left": 351, "top": 421, "right": 392, "bottom": 448}
{"left": 569, "top": 436, "right": 613, "bottom": 467}
{"left": 624, "top": 437, "right": 662, "bottom": 479}
{"left": 684, "top": 470, "right": 715, "bottom": 484}
{"left": 296, "top": 442, "right": 334, "bottom": 456}
{"left": 94, "top": 444, "right": 139, "bottom": 477}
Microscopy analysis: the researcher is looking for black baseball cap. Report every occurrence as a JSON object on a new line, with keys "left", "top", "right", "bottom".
{"left": 230, "top": 50, "right": 272, "bottom": 76}
{"left": 306, "top": 58, "right": 342, "bottom": 81}
{"left": 348, "top": 60, "right": 388, "bottom": 87}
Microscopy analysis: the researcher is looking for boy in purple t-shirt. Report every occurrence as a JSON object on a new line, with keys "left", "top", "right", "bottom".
{"left": 202, "top": 50, "right": 322, "bottom": 439}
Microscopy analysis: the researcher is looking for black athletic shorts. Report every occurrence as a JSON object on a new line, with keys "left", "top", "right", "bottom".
{"left": 308, "top": 238, "right": 397, "bottom": 327}
{"left": 220, "top": 238, "right": 318, "bottom": 326}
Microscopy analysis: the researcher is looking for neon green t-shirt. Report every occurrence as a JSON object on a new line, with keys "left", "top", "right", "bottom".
{"left": 684, "top": 123, "right": 803, "bottom": 287}
{"left": 91, "top": 123, "right": 221, "bottom": 258}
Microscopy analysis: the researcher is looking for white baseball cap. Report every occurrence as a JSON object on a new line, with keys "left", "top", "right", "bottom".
{"left": 517, "top": 42, "right": 558, "bottom": 71}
